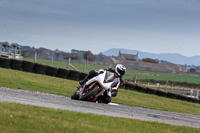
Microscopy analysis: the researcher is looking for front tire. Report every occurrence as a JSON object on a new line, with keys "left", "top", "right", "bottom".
{"left": 79, "top": 86, "right": 99, "bottom": 101}
{"left": 71, "top": 91, "right": 79, "bottom": 100}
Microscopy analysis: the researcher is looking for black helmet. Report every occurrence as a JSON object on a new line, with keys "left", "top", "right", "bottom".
{"left": 115, "top": 64, "right": 126, "bottom": 76}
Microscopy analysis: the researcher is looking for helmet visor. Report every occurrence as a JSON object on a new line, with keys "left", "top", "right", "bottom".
{"left": 117, "top": 67, "right": 125, "bottom": 76}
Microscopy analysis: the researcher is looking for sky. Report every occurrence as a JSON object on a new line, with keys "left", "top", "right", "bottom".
{"left": 0, "top": 0, "right": 200, "bottom": 57}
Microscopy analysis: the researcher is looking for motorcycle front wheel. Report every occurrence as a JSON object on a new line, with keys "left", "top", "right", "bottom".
{"left": 71, "top": 90, "right": 79, "bottom": 100}
{"left": 79, "top": 86, "right": 99, "bottom": 101}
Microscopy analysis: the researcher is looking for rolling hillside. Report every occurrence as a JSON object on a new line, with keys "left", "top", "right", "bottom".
{"left": 102, "top": 48, "right": 200, "bottom": 66}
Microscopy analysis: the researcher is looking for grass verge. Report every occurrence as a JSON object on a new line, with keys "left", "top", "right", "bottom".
{"left": 0, "top": 102, "right": 199, "bottom": 133}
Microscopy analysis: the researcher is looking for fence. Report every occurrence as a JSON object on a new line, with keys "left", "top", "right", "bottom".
{"left": 0, "top": 57, "right": 88, "bottom": 81}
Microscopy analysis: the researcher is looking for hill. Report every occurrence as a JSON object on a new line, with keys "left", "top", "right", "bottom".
{"left": 102, "top": 48, "right": 200, "bottom": 66}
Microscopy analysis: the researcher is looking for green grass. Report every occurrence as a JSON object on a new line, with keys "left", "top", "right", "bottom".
{"left": 114, "top": 89, "right": 200, "bottom": 115}
{"left": 125, "top": 69, "right": 200, "bottom": 84}
{"left": 0, "top": 67, "right": 78, "bottom": 96}
{"left": 24, "top": 58, "right": 200, "bottom": 84}
{"left": 0, "top": 102, "right": 199, "bottom": 133}
{"left": 0, "top": 67, "right": 200, "bottom": 115}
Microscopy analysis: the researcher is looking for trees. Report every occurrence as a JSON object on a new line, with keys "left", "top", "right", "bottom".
{"left": 71, "top": 52, "right": 81, "bottom": 61}
{"left": 0, "top": 42, "right": 9, "bottom": 45}
{"left": 83, "top": 50, "right": 96, "bottom": 62}
{"left": 97, "top": 52, "right": 106, "bottom": 62}
{"left": 83, "top": 50, "right": 92, "bottom": 61}
{"left": 63, "top": 52, "right": 81, "bottom": 61}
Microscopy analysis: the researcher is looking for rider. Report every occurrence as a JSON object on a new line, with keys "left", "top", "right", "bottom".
{"left": 79, "top": 64, "right": 126, "bottom": 104}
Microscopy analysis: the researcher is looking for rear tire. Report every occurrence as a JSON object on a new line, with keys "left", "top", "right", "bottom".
{"left": 46, "top": 66, "right": 58, "bottom": 77}
{"left": 0, "top": 58, "right": 11, "bottom": 68}
{"left": 34, "top": 63, "right": 47, "bottom": 75}
{"left": 56, "top": 68, "right": 69, "bottom": 79}
{"left": 79, "top": 86, "right": 99, "bottom": 101}
{"left": 68, "top": 70, "right": 80, "bottom": 81}
{"left": 22, "top": 61, "right": 35, "bottom": 73}
{"left": 10, "top": 59, "right": 22, "bottom": 70}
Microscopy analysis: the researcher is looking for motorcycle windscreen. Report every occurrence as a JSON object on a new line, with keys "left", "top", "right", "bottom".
{"left": 104, "top": 71, "right": 115, "bottom": 83}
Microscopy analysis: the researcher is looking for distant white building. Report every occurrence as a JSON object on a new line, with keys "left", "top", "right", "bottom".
{"left": 106, "top": 51, "right": 175, "bottom": 73}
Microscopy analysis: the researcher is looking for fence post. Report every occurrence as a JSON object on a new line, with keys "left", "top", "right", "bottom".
{"left": 83, "top": 61, "right": 86, "bottom": 72}
{"left": 190, "top": 89, "right": 194, "bottom": 97}
{"left": 51, "top": 51, "right": 54, "bottom": 66}
{"left": 86, "top": 60, "right": 88, "bottom": 72}
{"left": 133, "top": 73, "right": 137, "bottom": 83}
{"left": 34, "top": 51, "right": 37, "bottom": 63}
{"left": 14, "top": 47, "right": 17, "bottom": 59}
{"left": 67, "top": 58, "right": 71, "bottom": 70}
{"left": 165, "top": 80, "right": 168, "bottom": 88}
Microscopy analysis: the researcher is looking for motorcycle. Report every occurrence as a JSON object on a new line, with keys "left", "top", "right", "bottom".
{"left": 71, "top": 70, "right": 115, "bottom": 102}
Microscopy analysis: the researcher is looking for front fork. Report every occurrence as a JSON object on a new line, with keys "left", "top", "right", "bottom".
{"left": 76, "top": 86, "right": 84, "bottom": 96}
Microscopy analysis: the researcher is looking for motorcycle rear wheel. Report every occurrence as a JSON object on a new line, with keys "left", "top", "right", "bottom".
{"left": 79, "top": 86, "right": 99, "bottom": 101}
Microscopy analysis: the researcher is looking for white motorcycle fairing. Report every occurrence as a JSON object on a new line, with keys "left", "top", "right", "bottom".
{"left": 79, "top": 70, "right": 115, "bottom": 97}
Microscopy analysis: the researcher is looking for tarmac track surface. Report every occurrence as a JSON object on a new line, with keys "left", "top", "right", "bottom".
{"left": 0, "top": 87, "right": 200, "bottom": 128}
